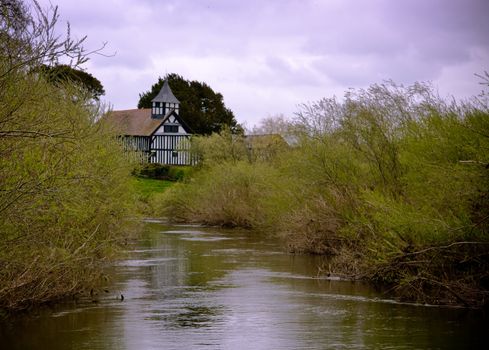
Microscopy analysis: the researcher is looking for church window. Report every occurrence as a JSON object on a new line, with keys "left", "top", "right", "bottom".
{"left": 164, "top": 125, "right": 179, "bottom": 133}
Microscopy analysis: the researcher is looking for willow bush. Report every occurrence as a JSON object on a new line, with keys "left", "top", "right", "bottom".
{"left": 0, "top": 0, "right": 138, "bottom": 311}
{"left": 0, "top": 75, "right": 138, "bottom": 311}
{"left": 288, "top": 83, "right": 489, "bottom": 305}
{"left": 159, "top": 80, "right": 489, "bottom": 306}
{"left": 161, "top": 161, "right": 273, "bottom": 228}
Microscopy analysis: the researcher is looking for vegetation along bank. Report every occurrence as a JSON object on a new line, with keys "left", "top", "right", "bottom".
{"left": 0, "top": 1, "right": 141, "bottom": 312}
{"left": 159, "top": 81, "right": 489, "bottom": 308}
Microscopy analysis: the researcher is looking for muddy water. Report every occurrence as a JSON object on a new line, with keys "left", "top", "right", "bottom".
{"left": 1, "top": 220, "right": 488, "bottom": 349}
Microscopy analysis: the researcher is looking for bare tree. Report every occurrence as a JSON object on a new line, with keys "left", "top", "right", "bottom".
{"left": 0, "top": 0, "right": 92, "bottom": 80}
{"left": 249, "top": 114, "right": 293, "bottom": 136}
{"left": 476, "top": 70, "right": 489, "bottom": 87}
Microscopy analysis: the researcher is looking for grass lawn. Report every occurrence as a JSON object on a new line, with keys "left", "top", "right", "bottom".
{"left": 131, "top": 177, "right": 174, "bottom": 198}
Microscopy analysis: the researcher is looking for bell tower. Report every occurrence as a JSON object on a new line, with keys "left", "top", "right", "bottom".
{"left": 151, "top": 80, "right": 180, "bottom": 118}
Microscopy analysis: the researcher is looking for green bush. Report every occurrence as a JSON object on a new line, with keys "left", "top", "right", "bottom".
{"left": 160, "top": 161, "right": 274, "bottom": 227}
{"left": 135, "top": 163, "right": 170, "bottom": 179}
{"left": 0, "top": 76, "right": 139, "bottom": 311}
{"left": 168, "top": 166, "right": 194, "bottom": 181}
{"left": 135, "top": 163, "right": 193, "bottom": 181}
{"left": 157, "top": 81, "right": 489, "bottom": 306}
{"left": 0, "top": 1, "right": 139, "bottom": 310}
{"left": 190, "top": 127, "right": 248, "bottom": 167}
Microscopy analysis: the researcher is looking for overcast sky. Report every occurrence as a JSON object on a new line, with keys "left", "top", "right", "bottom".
{"left": 37, "top": 0, "right": 489, "bottom": 127}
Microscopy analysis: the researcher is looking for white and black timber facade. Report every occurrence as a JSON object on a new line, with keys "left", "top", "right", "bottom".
{"left": 105, "top": 81, "right": 194, "bottom": 165}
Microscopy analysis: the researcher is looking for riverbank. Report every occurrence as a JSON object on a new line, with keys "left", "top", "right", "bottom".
{"left": 156, "top": 83, "right": 489, "bottom": 308}
{"left": 0, "top": 107, "right": 139, "bottom": 314}
{"left": 0, "top": 167, "right": 180, "bottom": 315}
{"left": 131, "top": 165, "right": 188, "bottom": 215}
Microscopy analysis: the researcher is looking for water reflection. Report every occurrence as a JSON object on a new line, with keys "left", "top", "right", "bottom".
{"left": 1, "top": 222, "right": 488, "bottom": 350}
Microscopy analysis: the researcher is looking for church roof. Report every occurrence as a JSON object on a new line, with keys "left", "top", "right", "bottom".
{"left": 151, "top": 80, "right": 180, "bottom": 104}
{"left": 104, "top": 108, "right": 163, "bottom": 136}
{"left": 103, "top": 108, "right": 192, "bottom": 136}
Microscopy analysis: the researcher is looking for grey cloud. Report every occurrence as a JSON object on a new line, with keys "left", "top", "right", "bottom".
{"left": 35, "top": 0, "right": 489, "bottom": 124}
{"left": 261, "top": 56, "right": 324, "bottom": 87}
{"left": 302, "top": 0, "right": 488, "bottom": 61}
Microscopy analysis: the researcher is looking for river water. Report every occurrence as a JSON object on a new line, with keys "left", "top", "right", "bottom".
{"left": 1, "top": 220, "right": 488, "bottom": 349}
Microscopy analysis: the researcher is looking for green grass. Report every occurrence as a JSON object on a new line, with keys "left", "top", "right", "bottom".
{"left": 131, "top": 177, "right": 174, "bottom": 198}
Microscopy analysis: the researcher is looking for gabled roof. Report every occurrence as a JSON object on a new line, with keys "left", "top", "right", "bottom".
{"left": 151, "top": 80, "right": 180, "bottom": 104}
{"left": 103, "top": 108, "right": 161, "bottom": 136}
{"left": 103, "top": 108, "right": 192, "bottom": 136}
{"left": 162, "top": 111, "right": 193, "bottom": 135}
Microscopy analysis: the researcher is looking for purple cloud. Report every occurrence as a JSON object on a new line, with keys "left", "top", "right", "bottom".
{"left": 36, "top": 0, "right": 489, "bottom": 125}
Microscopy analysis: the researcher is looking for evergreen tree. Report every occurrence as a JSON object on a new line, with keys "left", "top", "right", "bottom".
{"left": 138, "top": 73, "right": 241, "bottom": 135}
{"left": 37, "top": 64, "right": 105, "bottom": 99}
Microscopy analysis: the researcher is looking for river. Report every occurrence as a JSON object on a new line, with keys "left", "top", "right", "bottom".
{"left": 1, "top": 220, "right": 488, "bottom": 349}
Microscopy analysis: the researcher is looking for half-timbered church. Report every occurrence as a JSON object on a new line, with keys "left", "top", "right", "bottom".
{"left": 104, "top": 81, "right": 193, "bottom": 165}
